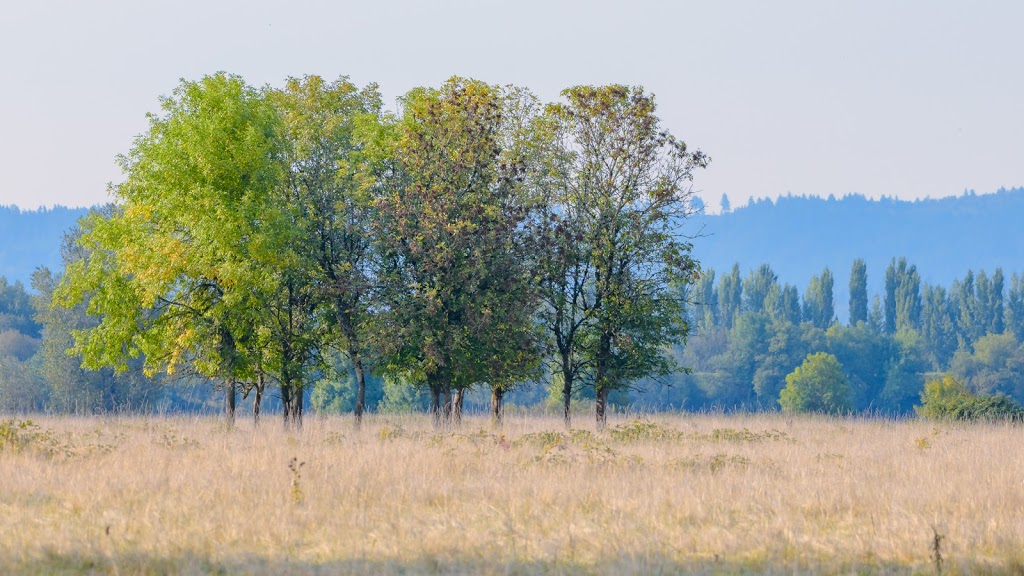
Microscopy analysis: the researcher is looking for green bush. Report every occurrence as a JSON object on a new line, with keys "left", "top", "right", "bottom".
{"left": 779, "top": 352, "right": 852, "bottom": 414}
{"left": 916, "top": 374, "right": 1024, "bottom": 422}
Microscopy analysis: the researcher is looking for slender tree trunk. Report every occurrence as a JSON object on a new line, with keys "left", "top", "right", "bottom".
{"left": 225, "top": 380, "right": 236, "bottom": 426}
{"left": 561, "top": 358, "right": 574, "bottom": 429}
{"left": 289, "top": 384, "right": 304, "bottom": 430}
{"left": 491, "top": 386, "right": 504, "bottom": 427}
{"left": 252, "top": 375, "right": 264, "bottom": 426}
{"left": 595, "top": 387, "right": 609, "bottom": 430}
{"left": 281, "top": 382, "right": 293, "bottom": 430}
{"left": 353, "top": 354, "right": 366, "bottom": 429}
{"left": 452, "top": 387, "right": 464, "bottom": 427}
{"left": 442, "top": 387, "right": 453, "bottom": 427}
{"left": 429, "top": 383, "right": 442, "bottom": 429}
{"left": 595, "top": 330, "right": 612, "bottom": 430}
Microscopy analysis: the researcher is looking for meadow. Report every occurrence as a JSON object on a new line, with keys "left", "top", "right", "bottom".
{"left": 1, "top": 412, "right": 1022, "bottom": 575}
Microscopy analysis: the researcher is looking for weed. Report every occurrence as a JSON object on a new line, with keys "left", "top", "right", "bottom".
{"left": 288, "top": 457, "right": 306, "bottom": 505}
{"left": 514, "top": 430, "right": 566, "bottom": 450}
{"left": 931, "top": 526, "right": 944, "bottom": 575}
{"left": 668, "top": 452, "right": 751, "bottom": 474}
{"left": 915, "top": 437, "right": 931, "bottom": 450}
{"left": 378, "top": 423, "right": 405, "bottom": 441}
{"left": 608, "top": 419, "right": 682, "bottom": 442}
{"left": 0, "top": 419, "right": 71, "bottom": 458}
{"left": 701, "top": 427, "right": 791, "bottom": 443}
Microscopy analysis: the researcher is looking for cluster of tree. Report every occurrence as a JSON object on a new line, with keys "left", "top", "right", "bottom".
{"left": 44, "top": 73, "right": 707, "bottom": 430}
{"left": 637, "top": 258, "right": 1024, "bottom": 414}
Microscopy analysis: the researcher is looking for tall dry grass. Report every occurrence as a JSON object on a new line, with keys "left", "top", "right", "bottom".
{"left": 1, "top": 412, "right": 1022, "bottom": 574}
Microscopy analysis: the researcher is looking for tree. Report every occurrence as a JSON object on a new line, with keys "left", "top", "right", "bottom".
{"left": 803, "top": 267, "right": 835, "bottom": 329}
{"left": 752, "top": 320, "right": 806, "bottom": 408}
{"left": 743, "top": 264, "right": 777, "bottom": 313}
{"left": 825, "top": 322, "right": 885, "bottom": 410}
{"left": 373, "top": 78, "right": 542, "bottom": 427}
{"left": 270, "top": 75, "right": 384, "bottom": 427}
{"left": 778, "top": 352, "right": 851, "bottom": 414}
{"left": 849, "top": 259, "right": 868, "bottom": 325}
{"left": 717, "top": 264, "right": 742, "bottom": 328}
{"left": 720, "top": 193, "right": 731, "bottom": 214}
{"left": 883, "top": 258, "right": 921, "bottom": 334}
{"left": 692, "top": 268, "right": 717, "bottom": 330}
{"left": 920, "top": 283, "right": 958, "bottom": 369}
{"left": 54, "top": 73, "right": 296, "bottom": 426}
{"left": 545, "top": 85, "right": 707, "bottom": 428}
{"left": 1007, "top": 273, "right": 1024, "bottom": 341}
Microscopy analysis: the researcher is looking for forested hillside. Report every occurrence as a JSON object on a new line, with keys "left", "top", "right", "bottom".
{"left": 692, "top": 187, "right": 1024, "bottom": 320}
{"left": 0, "top": 205, "right": 89, "bottom": 286}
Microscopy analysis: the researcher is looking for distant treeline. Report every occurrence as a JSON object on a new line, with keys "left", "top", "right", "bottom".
{"left": 635, "top": 258, "right": 1024, "bottom": 414}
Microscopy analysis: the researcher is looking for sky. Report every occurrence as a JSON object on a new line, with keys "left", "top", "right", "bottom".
{"left": 2, "top": 0, "right": 1022, "bottom": 212}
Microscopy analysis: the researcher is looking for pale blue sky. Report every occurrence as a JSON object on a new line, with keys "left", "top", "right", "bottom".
{"left": 2, "top": 0, "right": 1022, "bottom": 212}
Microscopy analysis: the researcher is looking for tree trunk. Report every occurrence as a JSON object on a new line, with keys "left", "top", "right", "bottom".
{"left": 595, "top": 386, "right": 608, "bottom": 430}
{"left": 595, "top": 330, "right": 613, "bottom": 430}
{"left": 561, "top": 359, "right": 573, "bottom": 429}
{"left": 353, "top": 354, "right": 366, "bottom": 429}
{"left": 281, "top": 382, "right": 293, "bottom": 429}
{"left": 452, "top": 387, "right": 464, "bottom": 427}
{"left": 225, "top": 380, "right": 236, "bottom": 426}
{"left": 429, "top": 382, "right": 442, "bottom": 429}
{"left": 491, "top": 386, "right": 504, "bottom": 427}
{"left": 289, "top": 384, "right": 304, "bottom": 430}
{"left": 442, "top": 387, "right": 453, "bottom": 427}
{"left": 252, "top": 376, "right": 264, "bottom": 426}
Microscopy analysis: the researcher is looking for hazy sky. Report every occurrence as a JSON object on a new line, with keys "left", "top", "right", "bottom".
{"left": 2, "top": 0, "right": 1022, "bottom": 211}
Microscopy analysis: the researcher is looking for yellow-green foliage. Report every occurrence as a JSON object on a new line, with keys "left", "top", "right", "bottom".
{"left": 916, "top": 373, "right": 1024, "bottom": 421}
{"left": 779, "top": 352, "right": 852, "bottom": 414}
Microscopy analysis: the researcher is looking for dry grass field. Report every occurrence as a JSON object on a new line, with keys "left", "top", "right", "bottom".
{"left": 1, "top": 412, "right": 1023, "bottom": 575}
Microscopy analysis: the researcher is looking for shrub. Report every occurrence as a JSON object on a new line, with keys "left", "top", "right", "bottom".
{"left": 916, "top": 374, "right": 1024, "bottom": 422}
{"left": 779, "top": 352, "right": 852, "bottom": 414}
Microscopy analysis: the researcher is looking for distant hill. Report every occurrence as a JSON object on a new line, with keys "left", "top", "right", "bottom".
{"left": 691, "top": 187, "right": 1024, "bottom": 321}
{"left": 0, "top": 205, "right": 89, "bottom": 288}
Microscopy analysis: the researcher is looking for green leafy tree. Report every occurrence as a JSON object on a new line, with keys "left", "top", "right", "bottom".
{"left": 54, "top": 73, "right": 300, "bottom": 426}
{"left": 753, "top": 320, "right": 807, "bottom": 408}
{"left": 878, "top": 329, "right": 928, "bottom": 413}
{"left": 545, "top": 85, "right": 707, "bottom": 428}
{"left": 1007, "top": 273, "right": 1024, "bottom": 341}
{"left": 802, "top": 267, "right": 835, "bottom": 329}
{"left": 693, "top": 268, "right": 717, "bottom": 330}
{"left": 743, "top": 264, "right": 777, "bottom": 313}
{"left": 717, "top": 264, "right": 742, "bottom": 328}
{"left": 849, "top": 259, "right": 868, "bottom": 325}
{"left": 825, "top": 322, "right": 886, "bottom": 409}
{"left": 920, "top": 283, "right": 958, "bottom": 369}
{"left": 270, "top": 75, "right": 384, "bottom": 427}
{"left": 779, "top": 352, "right": 852, "bottom": 414}
{"left": 373, "top": 78, "right": 542, "bottom": 427}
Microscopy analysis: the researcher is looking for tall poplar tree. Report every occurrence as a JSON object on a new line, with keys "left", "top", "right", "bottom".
{"left": 849, "top": 259, "right": 868, "bottom": 325}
